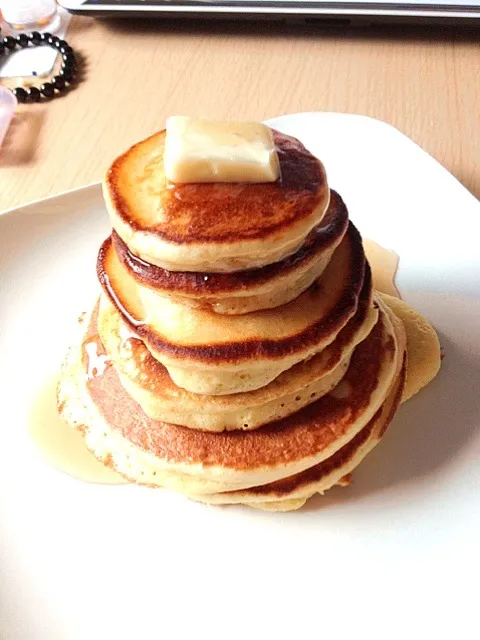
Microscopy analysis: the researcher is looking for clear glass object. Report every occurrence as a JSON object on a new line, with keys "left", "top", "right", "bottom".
{"left": 1, "top": 0, "right": 58, "bottom": 31}
{"left": 0, "top": 87, "right": 16, "bottom": 148}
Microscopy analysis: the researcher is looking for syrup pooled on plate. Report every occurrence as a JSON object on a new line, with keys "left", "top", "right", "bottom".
{"left": 28, "top": 240, "right": 399, "bottom": 485}
{"left": 29, "top": 375, "right": 128, "bottom": 485}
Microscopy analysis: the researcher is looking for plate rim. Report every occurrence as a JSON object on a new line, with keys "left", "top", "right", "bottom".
{"left": 2, "top": 110, "right": 477, "bottom": 220}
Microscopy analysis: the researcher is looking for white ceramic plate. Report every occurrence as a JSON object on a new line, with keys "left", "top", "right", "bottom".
{"left": 1, "top": 113, "right": 479, "bottom": 640}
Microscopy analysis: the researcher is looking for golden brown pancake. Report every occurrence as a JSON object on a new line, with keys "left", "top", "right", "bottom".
{"left": 103, "top": 129, "right": 330, "bottom": 272}
{"left": 194, "top": 355, "right": 406, "bottom": 508}
{"left": 58, "top": 299, "right": 403, "bottom": 495}
{"left": 110, "top": 190, "right": 348, "bottom": 315}
{"left": 97, "top": 221, "right": 367, "bottom": 395}
{"left": 96, "top": 270, "right": 377, "bottom": 431}
{"left": 57, "top": 113, "right": 443, "bottom": 515}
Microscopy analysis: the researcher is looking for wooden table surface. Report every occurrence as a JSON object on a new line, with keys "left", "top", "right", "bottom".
{"left": 1, "top": 17, "right": 479, "bottom": 211}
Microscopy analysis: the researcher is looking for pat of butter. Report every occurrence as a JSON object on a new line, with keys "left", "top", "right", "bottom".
{"left": 164, "top": 116, "right": 280, "bottom": 184}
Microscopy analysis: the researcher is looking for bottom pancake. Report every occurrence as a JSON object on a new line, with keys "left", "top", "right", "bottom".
{"left": 57, "top": 294, "right": 440, "bottom": 511}
{"left": 57, "top": 321, "right": 405, "bottom": 511}
{"left": 249, "top": 498, "right": 308, "bottom": 512}
{"left": 192, "top": 354, "right": 406, "bottom": 509}
{"left": 59, "top": 299, "right": 404, "bottom": 494}
{"left": 237, "top": 294, "right": 441, "bottom": 511}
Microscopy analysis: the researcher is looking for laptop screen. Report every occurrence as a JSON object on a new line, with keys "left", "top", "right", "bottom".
{"left": 83, "top": 0, "right": 480, "bottom": 6}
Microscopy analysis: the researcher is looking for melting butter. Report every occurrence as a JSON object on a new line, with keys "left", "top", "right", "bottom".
{"left": 85, "top": 341, "right": 110, "bottom": 380}
{"left": 363, "top": 238, "right": 400, "bottom": 299}
{"left": 164, "top": 117, "right": 280, "bottom": 184}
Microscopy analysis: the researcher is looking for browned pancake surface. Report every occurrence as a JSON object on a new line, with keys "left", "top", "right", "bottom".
{"left": 97, "top": 222, "right": 367, "bottom": 365}
{"left": 84, "top": 309, "right": 393, "bottom": 471}
{"left": 95, "top": 264, "right": 372, "bottom": 406}
{"left": 111, "top": 190, "right": 348, "bottom": 296}
{"left": 234, "top": 358, "right": 405, "bottom": 498}
{"left": 105, "top": 130, "right": 328, "bottom": 245}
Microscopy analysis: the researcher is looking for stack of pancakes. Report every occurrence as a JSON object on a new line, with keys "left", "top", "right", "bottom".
{"left": 58, "top": 128, "right": 441, "bottom": 511}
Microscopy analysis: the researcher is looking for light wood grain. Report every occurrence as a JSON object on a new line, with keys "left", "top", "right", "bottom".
{"left": 1, "top": 18, "right": 479, "bottom": 211}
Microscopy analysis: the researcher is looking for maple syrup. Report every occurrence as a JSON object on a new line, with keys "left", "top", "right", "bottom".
{"left": 363, "top": 239, "right": 400, "bottom": 299}
{"left": 29, "top": 375, "right": 128, "bottom": 485}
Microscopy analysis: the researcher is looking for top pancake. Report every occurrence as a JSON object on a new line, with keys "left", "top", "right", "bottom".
{"left": 103, "top": 129, "right": 330, "bottom": 272}
{"left": 109, "top": 190, "right": 348, "bottom": 315}
{"left": 113, "top": 190, "right": 347, "bottom": 297}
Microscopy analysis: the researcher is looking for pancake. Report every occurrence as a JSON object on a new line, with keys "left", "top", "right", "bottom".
{"left": 96, "top": 277, "right": 378, "bottom": 431}
{"left": 194, "top": 353, "right": 406, "bottom": 508}
{"left": 98, "top": 221, "right": 367, "bottom": 395}
{"left": 111, "top": 190, "right": 348, "bottom": 315}
{"left": 103, "top": 129, "right": 330, "bottom": 272}
{"left": 249, "top": 498, "right": 308, "bottom": 512}
{"left": 58, "top": 299, "right": 404, "bottom": 496}
{"left": 377, "top": 292, "right": 441, "bottom": 401}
